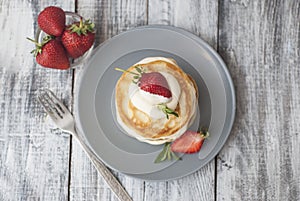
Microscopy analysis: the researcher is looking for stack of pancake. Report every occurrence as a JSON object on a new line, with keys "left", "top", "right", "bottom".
{"left": 115, "top": 57, "right": 198, "bottom": 145}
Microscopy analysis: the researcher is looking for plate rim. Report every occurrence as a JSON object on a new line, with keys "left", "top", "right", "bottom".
{"left": 74, "top": 25, "right": 236, "bottom": 181}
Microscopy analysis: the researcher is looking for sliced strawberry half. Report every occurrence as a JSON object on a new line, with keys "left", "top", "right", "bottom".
{"left": 139, "top": 72, "right": 172, "bottom": 98}
{"left": 171, "top": 129, "right": 209, "bottom": 154}
{"left": 115, "top": 67, "right": 172, "bottom": 98}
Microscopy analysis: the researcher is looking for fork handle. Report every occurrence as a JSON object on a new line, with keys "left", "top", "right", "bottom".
{"left": 68, "top": 127, "right": 133, "bottom": 201}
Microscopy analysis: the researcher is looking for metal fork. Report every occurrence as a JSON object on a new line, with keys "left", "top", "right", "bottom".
{"left": 37, "top": 89, "right": 133, "bottom": 201}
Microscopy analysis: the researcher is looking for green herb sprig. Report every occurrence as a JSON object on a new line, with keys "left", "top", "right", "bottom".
{"left": 154, "top": 142, "right": 181, "bottom": 163}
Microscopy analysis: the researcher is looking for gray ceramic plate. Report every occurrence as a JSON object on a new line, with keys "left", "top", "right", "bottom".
{"left": 74, "top": 25, "right": 235, "bottom": 180}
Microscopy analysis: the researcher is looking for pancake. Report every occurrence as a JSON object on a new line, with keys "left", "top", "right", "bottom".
{"left": 115, "top": 57, "right": 198, "bottom": 145}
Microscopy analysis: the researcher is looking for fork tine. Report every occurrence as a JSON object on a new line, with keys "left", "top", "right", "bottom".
{"left": 37, "top": 90, "right": 64, "bottom": 121}
{"left": 38, "top": 95, "right": 60, "bottom": 121}
{"left": 46, "top": 89, "right": 72, "bottom": 115}
{"left": 44, "top": 89, "right": 68, "bottom": 114}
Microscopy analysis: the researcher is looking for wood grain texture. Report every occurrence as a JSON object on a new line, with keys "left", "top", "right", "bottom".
{"left": 146, "top": 0, "right": 218, "bottom": 201}
{"left": 1, "top": 0, "right": 300, "bottom": 201}
{"left": 0, "top": 0, "right": 74, "bottom": 200}
{"left": 70, "top": 1, "right": 147, "bottom": 201}
{"left": 217, "top": 0, "right": 300, "bottom": 200}
{"left": 149, "top": 0, "right": 218, "bottom": 48}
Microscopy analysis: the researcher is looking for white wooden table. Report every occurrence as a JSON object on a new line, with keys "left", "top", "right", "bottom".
{"left": 1, "top": 1, "right": 300, "bottom": 200}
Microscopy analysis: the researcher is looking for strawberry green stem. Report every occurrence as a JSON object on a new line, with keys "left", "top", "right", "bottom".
{"left": 115, "top": 68, "right": 140, "bottom": 76}
{"left": 26, "top": 37, "right": 40, "bottom": 47}
{"left": 27, "top": 35, "right": 53, "bottom": 56}
{"left": 199, "top": 127, "right": 209, "bottom": 138}
{"left": 68, "top": 18, "right": 95, "bottom": 36}
{"left": 157, "top": 104, "right": 179, "bottom": 119}
{"left": 79, "top": 18, "right": 84, "bottom": 29}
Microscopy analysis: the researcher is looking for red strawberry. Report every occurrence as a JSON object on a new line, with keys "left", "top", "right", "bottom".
{"left": 61, "top": 19, "right": 95, "bottom": 58}
{"left": 38, "top": 6, "right": 66, "bottom": 36}
{"left": 27, "top": 36, "right": 70, "bottom": 70}
{"left": 171, "top": 129, "right": 209, "bottom": 154}
{"left": 115, "top": 67, "right": 172, "bottom": 98}
{"left": 139, "top": 72, "right": 172, "bottom": 98}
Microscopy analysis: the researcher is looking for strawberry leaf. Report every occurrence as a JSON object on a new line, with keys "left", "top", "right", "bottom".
{"left": 200, "top": 127, "right": 209, "bottom": 138}
{"left": 27, "top": 36, "right": 53, "bottom": 57}
{"left": 41, "top": 35, "right": 54, "bottom": 44}
{"left": 167, "top": 148, "right": 172, "bottom": 160}
{"left": 154, "top": 143, "right": 170, "bottom": 163}
{"left": 154, "top": 142, "right": 181, "bottom": 163}
{"left": 115, "top": 68, "right": 140, "bottom": 76}
{"left": 157, "top": 104, "right": 179, "bottom": 119}
{"left": 115, "top": 67, "right": 144, "bottom": 86}
{"left": 171, "top": 151, "right": 181, "bottom": 161}
{"left": 135, "top": 66, "right": 142, "bottom": 73}
{"left": 68, "top": 18, "right": 95, "bottom": 36}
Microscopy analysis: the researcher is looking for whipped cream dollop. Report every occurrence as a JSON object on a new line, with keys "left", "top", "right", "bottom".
{"left": 129, "top": 72, "right": 181, "bottom": 119}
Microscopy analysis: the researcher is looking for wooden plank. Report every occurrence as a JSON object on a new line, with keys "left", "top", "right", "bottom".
{"left": 149, "top": 0, "right": 218, "bottom": 48}
{"left": 146, "top": 0, "right": 218, "bottom": 201}
{"left": 70, "top": 0, "right": 147, "bottom": 201}
{"left": 0, "top": 1, "right": 74, "bottom": 200}
{"left": 217, "top": 0, "right": 300, "bottom": 200}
